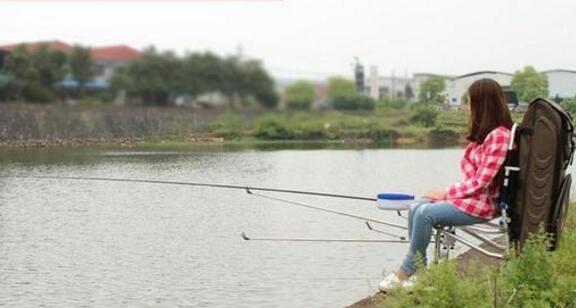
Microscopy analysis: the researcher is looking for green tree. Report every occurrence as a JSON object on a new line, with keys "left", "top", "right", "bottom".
{"left": 1, "top": 44, "right": 67, "bottom": 102}
{"left": 563, "top": 96, "right": 576, "bottom": 114}
{"left": 1, "top": 45, "right": 36, "bottom": 101}
{"left": 511, "top": 66, "right": 549, "bottom": 102}
{"left": 110, "top": 47, "right": 182, "bottom": 105}
{"left": 404, "top": 83, "right": 414, "bottom": 101}
{"left": 418, "top": 76, "right": 446, "bottom": 105}
{"left": 285, "top": 80, "right": 315, "bottom": 110}
{"left": 111, "top": 49, "right": 278, "bottom": 108}
{"left": 327, "top": 76, "right": 356, "bottom": 100}
{"left": 32, "top": 44, "right": 67, "bottom": 93}
{"left": 233, "top": 58, "right": 278, "bottom": 108}
{"left": 461, "top": 92, "right": 469, "bottom": 104}
{"left": 69, "top": 45, "right": 95, "bottom": 95}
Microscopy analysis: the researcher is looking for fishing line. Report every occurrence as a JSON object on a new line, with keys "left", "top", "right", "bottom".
{"left": 246, "top": 190, "right": 407, "bottom": 230}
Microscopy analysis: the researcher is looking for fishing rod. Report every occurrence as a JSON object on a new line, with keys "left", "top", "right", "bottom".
{"left": 8, "top": 175, "right": 377, "bottom": 202}
{"left": 240, "top": 232, "right": 408, "bottom": 243}
{"left": 11, "top": 174, "right": 415, "bottom": 242}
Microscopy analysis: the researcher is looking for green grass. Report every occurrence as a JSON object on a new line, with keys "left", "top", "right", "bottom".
{"left": 203, "top": 108, "right": 469, "bottom": 145}
{"left": 378, "top": 205, "right": 576, "bottom": 308}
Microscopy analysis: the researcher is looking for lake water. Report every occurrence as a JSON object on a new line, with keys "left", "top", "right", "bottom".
{"left": 0, "top": 144, "right": 556, "bottom": 307}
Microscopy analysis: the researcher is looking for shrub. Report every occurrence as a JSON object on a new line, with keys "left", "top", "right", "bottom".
{"left": 379, "top": 96, "right": 408, "bottom": 110}
{"left": 367, "top": 128, "right": 399, "bottom": 142}
{"left": 327, "top": 76, "right": 356, "bottom": 99}
{"left": 208, "top": 111, "right": 243, "bottom": 139}
{"left": 332, "top": 95, "right": 376, "bottom": 111}
{"left": 255, "top": 90, "right": 279, "bottom": 109}
{"left": 410, "top": 104, "right": 439, "bottom": 127}
{"left": 502, "top": 233, "right": 559, "bottom": 307}
{"left": 285, "top": 81, "right": 315, "bottom": 110}
{"left": 429, "top": 127, "right": 459, "bottom": 140}
{"left": 385, "top": 209, "right": 576, "bottom": 308}
{"left": 394, "top": 261, "right": 485, "bottom": 307}
{"left": 254, "top": 117, "right": 294, "bottom": 140}
{"left": 562, "top": 98, "right": 576, "bottom": 115}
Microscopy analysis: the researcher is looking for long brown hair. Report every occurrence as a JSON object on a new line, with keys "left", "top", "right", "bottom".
{"left": 466, "top": 78, "right": 513, "bottom": 143}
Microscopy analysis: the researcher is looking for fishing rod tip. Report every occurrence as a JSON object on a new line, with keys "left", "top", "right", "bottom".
{"left": 240, "top": 232, "right": 250, "bottom": 240}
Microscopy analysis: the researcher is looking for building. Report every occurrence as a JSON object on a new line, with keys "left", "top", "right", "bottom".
{"left": 378, "top": 74, "right": 418, "bottom": 101}
{"left": 542, "top": 69, "right": 576, "bottom": 100}
{"left": 0, "top": 40, "right": 142, "bottom": 90}
{"left": 90, "top": 45, "right": 142, "bottom": 88}
{"left": 370, "top": 68, "right": 576, "bottom": 107}
{"left": 368, "top": 71, "right": 449, "bottom": 103}
{"left": 447, "top": 71, "right": 513, "bottom": 105}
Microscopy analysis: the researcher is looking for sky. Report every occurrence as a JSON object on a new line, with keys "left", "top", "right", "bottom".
{"left": 1, "top": 0, "right": 575, "bottom": 80}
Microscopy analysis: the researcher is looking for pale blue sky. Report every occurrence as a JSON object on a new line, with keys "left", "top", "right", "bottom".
{"left": 1, "top": 0, "right": 575, "bottom": 79}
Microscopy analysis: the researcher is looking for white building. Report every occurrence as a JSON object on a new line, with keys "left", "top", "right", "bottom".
{"left": 447, "top": 71, "right": 513, "bottom": 105}
{"left": 368, "top": 66, "right": 380, "bottom": 100}
{"left": 379, "top": 75, "right": 416, "bottom": 100}
{"left": 543, "top": 69, "right": 576, "bottom": 100}
{"left": 367, "top": 71, "right": 452, "bottom": 103}
{"left": 366, "top": 66, "right": 576, "bottom": 106}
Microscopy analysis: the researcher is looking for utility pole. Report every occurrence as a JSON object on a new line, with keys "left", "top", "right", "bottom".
{"left": 391, "top": 70, "right": 396, "bottom": 99}
{"left": 353, "top": 57, "right": 365, "bottom": 95}
{"left": 236, "top": 43, "right": 244, "bottom": 62}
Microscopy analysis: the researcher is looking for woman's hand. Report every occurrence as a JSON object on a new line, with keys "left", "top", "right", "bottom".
{"left": 423, "top": 187, "right": 447, "bottom": 201}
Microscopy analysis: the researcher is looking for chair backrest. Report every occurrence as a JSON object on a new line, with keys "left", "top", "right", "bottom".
{"left": 503, "top": 97, "right": 575, "bottom": 250}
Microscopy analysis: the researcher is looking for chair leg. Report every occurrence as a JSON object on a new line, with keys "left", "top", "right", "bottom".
{"left": 433, "top": 229, "right": 442, "bottom": 264}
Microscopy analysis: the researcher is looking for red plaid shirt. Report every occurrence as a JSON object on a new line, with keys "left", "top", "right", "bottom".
{"left": 445, "top": 126, "right": 511, "bottom": 219}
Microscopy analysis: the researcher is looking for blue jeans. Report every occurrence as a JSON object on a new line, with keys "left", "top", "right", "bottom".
{"left": 401, "top": 199, "right": 485, "bottom": 275}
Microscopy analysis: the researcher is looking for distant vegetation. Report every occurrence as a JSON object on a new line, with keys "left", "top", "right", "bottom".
{"left": 328, "top": 76, "right": 376, "bottom": 111}
{"left": 0, "top": 44, "right": 278, "bottom": 108}
{"left": 417, "top": 76, "right": 446, "bottom": 105}
{"left": 285, "top": 81, "right": 315, "bottom": 110}
{"left": 0, "top": 44, "right": 95, "bottom": 102}
{"left": 110, "top": 47, "right": 278, "bottom": 108}
{"left": 511, "top": 66, "right": 549, "bottom": 102}
{"left": 563, "top": 97, "right": 576, "bottom": 114}
{"left": 4, "top": 52, "right": 570, "bottom": 147}
{"left": 0, "top": 102, "right": 474, "bottom": 146}
{"left": 407, "top": 76, "right": 447, "bottom": 128}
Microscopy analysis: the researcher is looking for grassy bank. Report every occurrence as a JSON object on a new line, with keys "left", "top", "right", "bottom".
{"left": 172, "top": 107, "right": 471, "bottom": 146}
{"left": 1, "top": 103, "right": 526, "bottom": 148}
{"left": 351, "top": 204, "right": 576, "bottom": 308}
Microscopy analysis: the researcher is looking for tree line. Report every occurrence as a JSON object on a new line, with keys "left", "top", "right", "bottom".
{"left": 0, "top": 44, "right": 94, "bottom": 102}
{"left": 110, "top": 47, "right": 278, "bottom": 108}
{"left": 0, "top": 44, "right": 278, "bottom": 108}
{"left": 0, "top": 44, "right": 565, "bottom": 114}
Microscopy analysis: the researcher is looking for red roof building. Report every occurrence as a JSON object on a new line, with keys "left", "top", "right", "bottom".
{"left": 0, "top": 40, "right": 73, "bottom": 53}
{"left": 91, "top": 45, "right": 142, "bottom": 62}
{"left": 0, "top": 41, "right": 142, "bottom": 62}
{"left": 0, "top": 40, "right": 143, "bottom": 90}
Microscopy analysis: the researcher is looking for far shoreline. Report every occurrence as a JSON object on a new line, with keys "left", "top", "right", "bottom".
{"left": 0, "top": 133, "right": 466, "bottom": 150}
